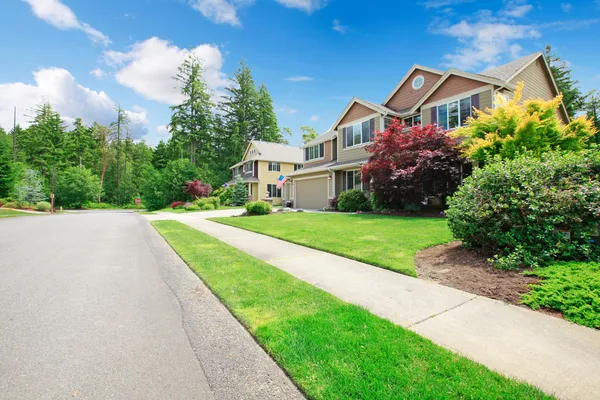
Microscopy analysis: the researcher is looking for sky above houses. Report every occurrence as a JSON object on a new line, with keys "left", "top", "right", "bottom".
{"left": 1, "top": 0, "right": 599, "bottom": 146}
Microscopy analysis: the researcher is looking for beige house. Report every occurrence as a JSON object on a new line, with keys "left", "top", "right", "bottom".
{"left": 284, "top": 52, "right": 569, "bottom": 210}
{"left": 229, "top": 141, "right": 303, "bottom": 205}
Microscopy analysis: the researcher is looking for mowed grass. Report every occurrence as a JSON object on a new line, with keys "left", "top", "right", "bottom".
{"left": 522, "top": 262, "right": 600, "bottom": 329}
{"left": 152, "top": 220, "right": 551, "bottom": 400}
{"left": 156, "top": 205, "right": 244, "bottom": 213}
{"left": 0, "top": 209, "right": 39, "bottom": 218}
{"left": 211, "top": 212, "right": 453, "bottom": 276}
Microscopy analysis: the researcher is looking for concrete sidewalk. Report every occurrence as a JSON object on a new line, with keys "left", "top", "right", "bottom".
{"left": 145, "top": 211, "right": 600, "bottom": 400}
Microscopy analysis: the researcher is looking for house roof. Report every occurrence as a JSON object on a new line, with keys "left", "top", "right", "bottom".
{"left": 226, "top": 176, "right": 260, "bottom": 185}
{"left": 302, "top": 129, "right": 336, "bottom": 148}
{"left": 479, "top": 52, "right": 542, "bottom": 82}
{"left": 230, "top": 140, "right": 303, "bottom": 169}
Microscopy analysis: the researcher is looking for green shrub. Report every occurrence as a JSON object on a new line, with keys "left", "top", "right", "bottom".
{"left": 446, "top": 151, "right": 600, "bottom": 270}
{"left": 213, "top": 186, "right": 232, "bottom": 205}
{"left": 83, "top": 202, "right": 112, "bottom": 209}
{"left": 0, "top": 198, "right": 5, "bottom": 207}
{"left": 140, "top": 166, "right": 166, "bottom": 211}
{"left": 185, "top": 204, "right": 200, "bottom": 211}
{"left": 245, "top": 200, "right": 272, "bottom": 215}
{"left": 199, "top": 203, "right": 215, "bottom": 211}
{"left": 337, "top": 189, "right": 372, "bottom": 212}
{"left": 4, "top": 201, "right": 20, "bottom": 209}
{"left": 56, "top": 167, "right": 101, "bottom": 209}
{"left": 21, "top": 201, "right": 30, "bottom": 208}
{"left": 207, "top": 196, "right": 220, "bottom": 208}
{"left": 36, "top": 201, "right": 52, "bottom": 211}
{"left": 521, "top": 262, "right": 600, "bottom": 329}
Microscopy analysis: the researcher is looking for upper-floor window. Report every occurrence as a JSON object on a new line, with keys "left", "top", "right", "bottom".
{"left": 245, "top": 161, "right": 253, "bottom": 172}
{"left": 294, "top": 164, "right": 303, "bottom": 171}
{"left": 412, "top": 75, "right": 425, "bottom": 90}
{"left": 343, "top": 118, "right": 375, "bottom": 148}
{"left": 437, "top": 96, "right": 472, "bottom": 130}
{"left": 268, "top": 162, "right": 281, "bottom": 171}
{"left": 403, "top": 115, "right": 422, "bottom": 127}
{"left": 305, "top": 143, "right": 325, "bottom": 162}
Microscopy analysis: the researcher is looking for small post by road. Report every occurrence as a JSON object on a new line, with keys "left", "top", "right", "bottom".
{"left": 50, "top": 193, "right": 55, "bottom": 214}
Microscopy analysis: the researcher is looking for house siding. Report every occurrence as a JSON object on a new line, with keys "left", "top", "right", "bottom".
{"left": 385, "top": 69, "right": 442, "bottom": 112}
{"left": 337, "top": 115, "right": 381, "bottom": 163}
{"left": 425, "top": 76, "right": 487, "bottom": 105}
{"left": 421, "top": 88, "right": 493, "bottom": 126}
{"left": 257, "top": 160, "right": 296, "bottom": 206}
{"left": 338, "top": 103, "right": 379, "bottom": 126}
{"left": 304, "top": 140, "right": 333, "bottom": 168}
{"left": 510, "top": 58, "right": 568, "bottom": 123}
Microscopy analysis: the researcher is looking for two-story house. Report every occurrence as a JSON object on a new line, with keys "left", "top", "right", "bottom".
{"left": 284, "top": 52, "right": 569, "bottom": 209}
{"left": 229, "top": 140, "right": 303, "bottom": 205}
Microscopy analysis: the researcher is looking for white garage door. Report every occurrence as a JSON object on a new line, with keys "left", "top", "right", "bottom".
{"left": 296, "top": 177, "right": 328, "bottom": 209}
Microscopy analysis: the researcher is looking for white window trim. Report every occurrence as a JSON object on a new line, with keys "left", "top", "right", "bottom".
{"left": 305, "top": 143, "right": 325, "bottom": 162}
{"left": 436, "top": 96, "right": 472, "bottom": 131}
{"left": 268, "top": 161, "right": 281, "bottom": 172}
{"left": 412, "top": 75, "right": 425, "bottom": 90}
{"left": 267, "top": 183, "right": 282, "bottom": 198}
{"left": 422, "top": 85, "right": 493, "bottom": 109}
{"left": 339, "top": 114, "right": 378, "bottom": 151}
{"left": 344, "top": 170, "right": 363, "bottom": 191}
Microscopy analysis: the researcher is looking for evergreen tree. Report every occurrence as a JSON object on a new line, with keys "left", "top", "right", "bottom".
{"left": 0, "top": 130, "right": 13, "bottom": 198}
{"left": 14, "top": 169, "right": 46, "bottom": 204}
{"left": 231, "top": 175, "right": 248, "bottom": 206}
{"left": 170, "top": 54, "right": 215, "bottom": 167}
{"left": 544, "top": 45, "right": 584, "bottom": 118}
{"left": 110, "top": 105, "right": 130, "bottom": 204}
{"left": 583, "top": 90, "right": 600, "bottom": 144}
{"left": 256, "top": 84, "right": 283, "bottom": 142}
{"left": 65, "top": 118, "right": 95, "bottom": 169}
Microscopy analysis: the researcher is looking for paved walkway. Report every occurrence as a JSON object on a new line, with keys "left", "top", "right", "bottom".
{"left": 145, "top": 210, "right": 600, "bottom": 400}
{"left": 0, "top": 212, "right": 303, "bottom": 400}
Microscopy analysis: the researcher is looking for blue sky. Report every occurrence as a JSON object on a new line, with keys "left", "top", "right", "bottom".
{"left": 1, "top": 0, "right": 599, "bottom": 146}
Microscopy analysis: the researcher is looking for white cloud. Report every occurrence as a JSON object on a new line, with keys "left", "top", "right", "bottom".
{"left": 156, "top": 125, "right": 170, "bottom": 136}
{"left": 561, "top": 3, "right": 573, "bottom": 12}
{"left": 0, "top": 68, "right": 147, "bottom": 138}
{"left": 501, "top": 1, "right": 533, "bottom": 18}
{"left": 89, "top": 68, "right": 106, "bottom": 79}
{"left": 104, "top": 37, "right": 228, "bottom": 105}
{"left": 273, "top": 0, "right": 325, "bottom": 13}
{"left": 188, "top": 0, "right": 253, "bottom": 26}
{"left": 285, "top": 76, "right": 314, "bottom": 82}
{"left": 277, "top": 106, "right": 297, "bottom": 115}
{"left": 23, "top": 0, "right": 110, "bottom": 45}
{"left": 332, "top": 19, "right": 349, "bottom": 34}
{"left": 310, "top": 115, "right": 319, "bottom": 121}
{"left": 419, "top": 0, "right": 475, "bottom": 8}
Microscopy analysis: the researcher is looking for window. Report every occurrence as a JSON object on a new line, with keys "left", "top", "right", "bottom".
{"left": 304, "top": 143, "right": 325, "bottom": 162}
{"left": 268, "top": 162, "right": 280, "bottom": 172}
{"left": 412, "top": 75, "right": 425, "bottom": 90}
{"left": 245, "top": 161, "right": 253, "bottom": 172}
{"left": 343, "top": 118, "right": 374, "bottom": 148}
{"left": 267, "top": 184, "right": 282, "bottom": 198}
{"left": 294, "top": 164, "right": 303, "bottom": 171}
{"left": 403, "top": 115, "right": 422, "bottom": 127}
{"left": 433, "top": 96, "right": 473, "bottom": 130}
{"left": 345, "top": 170, "right": 362, "bottom": 190}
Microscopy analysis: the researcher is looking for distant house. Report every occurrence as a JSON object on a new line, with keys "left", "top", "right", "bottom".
{"left": 283, "top": 52, "right": 568, "bottom": 210}
{"left": 229, "top": 140, "right": 303, "bottom": 205}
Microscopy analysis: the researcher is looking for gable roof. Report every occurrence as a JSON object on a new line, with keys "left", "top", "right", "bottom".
{"left": 382, "top": 64, "right": 444, "bottom": 106}
{"left": 302, "top": 129, "right": 336, "bottom": 148}
{"left": 479, "top": 52, "right": 541, "bottom": 82}
{"left": 231, "top": 140, "right": 302, "bottom": 168}
{"left": 330, "top": 97, "right": 400, "bottom": 131}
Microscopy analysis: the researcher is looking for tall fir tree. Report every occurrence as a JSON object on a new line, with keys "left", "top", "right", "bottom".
{"left": 64, "top": 118, "right": 95, "bottom": 169}
{"left": 256, "top": 84, "right": 283, "bottom": 142}
{"left": 110, "top": 105, "right": 130, "bottom": 204}
{"left": 170, "top": 54, "right": 215, "bottom": 168}
{"left": 0, "top": 129, "right": 13, "bottom": 198}
{"left": 544, "top": 45, "right": 584, "bottom": 118}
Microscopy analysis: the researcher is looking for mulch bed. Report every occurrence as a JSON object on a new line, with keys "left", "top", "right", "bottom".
{"left": 414, "top": 242, "right": 563, "bottom": 319}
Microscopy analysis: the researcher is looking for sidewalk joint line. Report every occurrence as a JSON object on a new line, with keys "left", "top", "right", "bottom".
{"left": 407, "top": 296, "right": 478, "bottom": 328}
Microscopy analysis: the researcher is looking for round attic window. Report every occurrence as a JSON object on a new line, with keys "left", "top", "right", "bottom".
{"left": 412, "top": 75, "right": 425, "bottom": 90}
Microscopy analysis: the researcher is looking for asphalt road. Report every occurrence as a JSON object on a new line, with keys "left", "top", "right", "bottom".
{"left": 0, "top": 212, "right": 303, "bottom": 400}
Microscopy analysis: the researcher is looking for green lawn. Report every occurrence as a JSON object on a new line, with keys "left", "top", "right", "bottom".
{"left": 522, "top": 262, "right": 600, "bottom": 329}
{"left": 156, "top": 205, "right": 245, "bottom": 213}
{"left": 152, "top": 220, "right": 551, "bottom": 400}
{"left": 210, "top": 213, "right": 453, "bottom": 276}
{"left": 0, "top": 209, "right": 39, "bottom": 218}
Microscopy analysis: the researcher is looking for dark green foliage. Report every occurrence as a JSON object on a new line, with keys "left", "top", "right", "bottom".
{"left": 544, "top": 45, "right": 584, "bottom": 118}
{"left": 231, "top": 176, "right": 248, "bottom": 205}
{"left": 522, "top": 262, "right": 600, "bottom": 329}
{"left": 36, "top": 201, "right": 52, "bottom": 211}
{"left": 161, "top": 159, "right": 200, "bottom": 203}
{"left": 140, "top": 166, "right": 166, "bottom": 211}
{"left": 0, "top": 131, "right": 13, "bottom": 198}
{"left": 446, "top": 151, "right": 600, "bottom": 270}
{"left": 245, "top": 200, "right": 272, "bottom": 215}
{"left": 55, "top": 167, "right": 101, "bottom": 208}
{"left": 337, "top": 189, "right": 372, "bottom": 212}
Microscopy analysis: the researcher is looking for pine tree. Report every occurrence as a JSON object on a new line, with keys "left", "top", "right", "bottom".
{"left": 256, "top": 84, "right": 283, "bottom": 142}
{"left": 170, "top": 54, "right": 215, "bottom": 167}
{"left": 544, "top": 45, "right": 584, "bottom": 118}
{"left": 0, "top": 130, "right": 13, "bottom": 198}
{"left": 231, "top": 175, "right": 248, "bottom": 205}
{"left": 110, "top": 105, "right": 130, "bottom": 204}
{"left": 65, "top": 118, "right": 95, "bottom": 169}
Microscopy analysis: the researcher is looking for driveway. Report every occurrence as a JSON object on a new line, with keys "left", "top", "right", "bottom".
{"left": 0, "top": 212, "right": 302, "bottom": 400}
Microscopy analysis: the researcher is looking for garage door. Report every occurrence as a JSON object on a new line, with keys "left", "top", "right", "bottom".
{"left": 296, "top": 177, "right": 328, "bottom": 209}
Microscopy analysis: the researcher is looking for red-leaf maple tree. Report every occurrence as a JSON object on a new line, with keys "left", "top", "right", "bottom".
{"left": 183, "top": 179, "right": 212, "bottom": 199}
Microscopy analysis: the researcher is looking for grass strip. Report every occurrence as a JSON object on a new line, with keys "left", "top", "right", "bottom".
{"left": 0, "top": 209, "right": 39, "bottom": 218}
{"left": 152, "top": 220, "right": 551, "bottom": 400}
{"left": 522, "top": 262, "right": 600, "bottom": 329}
{"left": 210, "top": 212, "right": 453, "bottom": 276}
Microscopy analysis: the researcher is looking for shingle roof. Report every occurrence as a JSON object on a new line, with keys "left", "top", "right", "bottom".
{"left": 251, "top": 140, "right": 303, "bottom": 163}
{"left": 303, "top": 130, "right": 336, "bottom": 148}
{"left": 479, "top": 52, "right": 541, "bottom": 82}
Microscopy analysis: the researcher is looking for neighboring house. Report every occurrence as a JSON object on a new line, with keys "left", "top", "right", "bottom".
{"left": 284, "top": 52, "right": 568, "bottom": 210}
{"left": 229, "top": 140, "right": 303, "bottom": 205}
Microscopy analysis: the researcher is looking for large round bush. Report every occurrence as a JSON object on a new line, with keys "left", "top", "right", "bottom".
{"left": 56, "top": 167, "right": 101, "bottom": 209}
{"left": 337, "top": 189, "right": 372, "bottom": 212}
{"left": 446, "top": 151, "right": 600, "bottom": 269}
{"left": 245, "top": 200, "right": 272, "bottom": 215}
